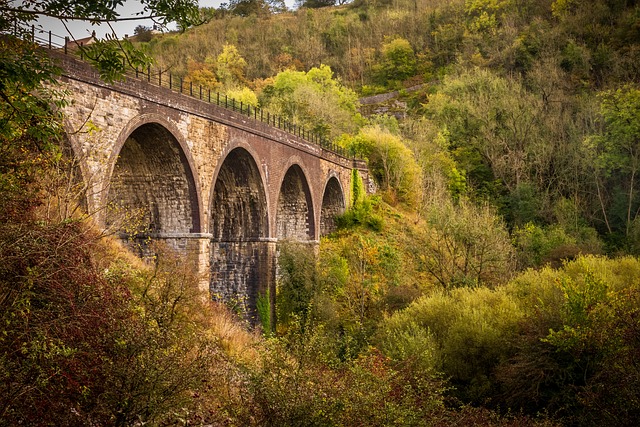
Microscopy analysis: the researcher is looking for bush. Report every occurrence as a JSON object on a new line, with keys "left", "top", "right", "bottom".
{"left": 235, "top": 329, "right": 448, "bottom": 427}
{"left": 0, "top": 222, "right": 221, "bottom": 425}
{"left": 499, "top": 256, "right": 640, "bottom": 423}
{"left": 372, "top": 37, "right": 417, "bottom": 86}
{"left": 513, "top": 206, "right": 603, "bottom": 269}
{"left": 347, "top": 125, "right": 422, "bottom": 208}
{"left": 276, "top": 241, "right": 318, "bottom": 332}
{"left": 378, "top": 286, "right": 524, "bottom": 404}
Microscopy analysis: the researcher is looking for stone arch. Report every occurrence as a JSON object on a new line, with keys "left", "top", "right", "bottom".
{"left": 105, "top": 119, "right": 200, "bottom": 235}
{"left": 320, "top": 174, "right": 346, "bottom": 236}
{"left": 209, "top": 146, "right": 269, "bottom": 241}
{"left": 209, "top": 146, "right": 271, "bottom": 322}
{"left": 276, "top": 164, "right": 315, "bottom": 241}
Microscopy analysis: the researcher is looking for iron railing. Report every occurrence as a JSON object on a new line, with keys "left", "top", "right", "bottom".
{"left": 9, "top": 24, "right": 351, "bottom": 158}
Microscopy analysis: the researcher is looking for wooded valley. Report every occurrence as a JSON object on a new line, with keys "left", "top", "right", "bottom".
{"left": 2, "top": 0, "right": 640, "bottom": 425}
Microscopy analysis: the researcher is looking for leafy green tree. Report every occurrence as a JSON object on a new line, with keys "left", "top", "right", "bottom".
{"left": 464, "top": 0, "right": 515, "bottom": 33}
{"left": 226, "top": 86, "right": 259, "bottom": 107}
{"left": 1, "top": 0, "right": 201, "bottom": 82}
{"left": 584, "top": 85, "right": 640, "bottom": 242}
{"left": 302, "top": 0, "right": 336, "bottom": 8}
{"left": 372, "top": 37, "right": 417, "bottom": 86}
{"left": 260, "top": 64, "right": 364, "bottom": 140}
{"left": 226, "top": 0, "right": 272, "bottom": 16}
{"left": 0, "top": 36, "right": 66, "bottom": 221}
{"left": 276, "top": 242, "right": 318, "bottom": 331}
{"left": 425, "top": 66, "right": 596, "bottom": 228}
{"left": 417, "top": 198, "right": 515, "bottom": 288}
{"left": 347, "top": 125, "right": 422, "bottom": 207}
{"left": 216, "top": 43, "right": 248, "bottom": 88}
{"left": 133, "top": 24, "right": 153, "bottom": 42}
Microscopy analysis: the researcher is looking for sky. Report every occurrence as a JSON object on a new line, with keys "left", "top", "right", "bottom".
{"left": 29, "top": 0, "right": 296, "bottom": 42}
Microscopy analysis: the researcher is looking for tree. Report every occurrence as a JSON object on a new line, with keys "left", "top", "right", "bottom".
{"left": 584, "top": 85, "right": 640, "bottom": 241}
{"left": 1, "top": 0, "right": 201, "bottom": 82}
{"left": 184, "top": 56, "right": 219, "bottom": 90}
{"left": 133, "top": 24, "right": 153, "bottom": 42}
{"left": 418, "top": 198, "right": 515, "bottom": 288}
{"left": 302, "top": 0, "right": 336, "bottom": 8}
{"left": 348, "top": 125, "right": 422, "bottom": 207}
{"left": 226, "top": 0, "right": 272, "bottom": 16}
{"left": 260, "top": 64, "right": 364, "bottom": 140}
{"left": 216, "top": 44, "right": 248, "bottom": 87}
{"left": 372, "top": 37, "right": 417, "bottom": 86}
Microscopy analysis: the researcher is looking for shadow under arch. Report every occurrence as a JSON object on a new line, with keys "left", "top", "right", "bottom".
{"left": 320, "top": 174, "right": 346, "bottom": 236}
{"left": 276, "top": 163, "right": 315, "bottom": 241}
{"left": 209, "top": 146, "right": 272, "bottom": 324}
{"left": 105, "top": 120, "right": 200, "bottom": 236}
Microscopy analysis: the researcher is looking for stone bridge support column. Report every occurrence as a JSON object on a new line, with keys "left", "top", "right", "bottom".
{"left": 121, "top": 233, "right": 212, "bottom": 292}
{"left": 210, "top": 238, "right": 276, "bottom": 327}
{"left": 150, "top": 233, "right": 212, "bottom": 292}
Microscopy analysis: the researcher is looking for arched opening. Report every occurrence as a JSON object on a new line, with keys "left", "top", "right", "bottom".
{"left": 320, "top": 176, "right": 345, "bottom": 236}
{"left": 105, "top": 123, "right": 199, "bottom": 235}
{"left": 210, "top": 147, "right": 270, "bottom": 323}
{"left": 276, "top": 165, "right": 314, "bottom": 240}
{"left": 211, "top": 148, "right": 268, "bottom": 241}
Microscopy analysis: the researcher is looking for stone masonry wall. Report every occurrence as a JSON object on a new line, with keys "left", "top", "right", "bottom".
{"left": 53, "top": 50, "right": 370, "bottom": 315}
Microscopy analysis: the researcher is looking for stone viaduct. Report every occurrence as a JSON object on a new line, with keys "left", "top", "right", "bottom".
{"left": 51, "top": 50, "right": 370, "bottom": 321}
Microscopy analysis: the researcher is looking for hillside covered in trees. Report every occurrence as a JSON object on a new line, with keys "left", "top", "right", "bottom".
{"left": 2, "top": 0, "right": 640, "bottom": 425}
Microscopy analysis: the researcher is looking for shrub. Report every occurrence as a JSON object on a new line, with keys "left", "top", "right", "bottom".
{"left": 276, "top": 241, "right": 318, "bottom": 332}
{"left": 0, "top": 223, "right": 221, "bottom": 425}
{"left": 499, "top": 256, "right": 640, "bottom": 423}
{"left": 348, "top": 125, "right": 422, "bottom": 208}
{"left": 236, "top": 330, "right": 448, "bottom": 427}
{"left": 378, "top": 286, "right": 524, "bottom": 404}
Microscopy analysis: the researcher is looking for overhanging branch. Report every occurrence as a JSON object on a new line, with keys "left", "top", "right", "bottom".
{"left": 1, "top": 6, "right": 161, "bottom": 22}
